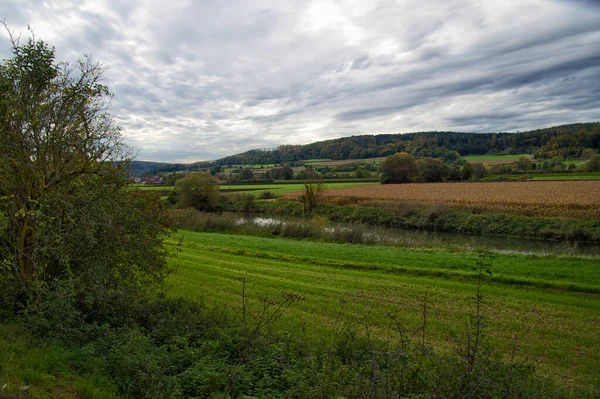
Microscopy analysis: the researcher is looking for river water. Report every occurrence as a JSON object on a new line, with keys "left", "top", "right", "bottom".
{"left": 237, "top": 216, "right": 600, "bottom": 257}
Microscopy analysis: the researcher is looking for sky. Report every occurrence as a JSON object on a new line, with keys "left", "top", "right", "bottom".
{"left": 1, "top": 0, "right": 599, "bottom": 163}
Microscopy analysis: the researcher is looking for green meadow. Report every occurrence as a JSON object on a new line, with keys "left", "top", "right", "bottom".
{"left": 462, "top": 154, "right": 531, "bottom": 162}
{"left": 220, "top": 181, "right": 378, "bottom": 196}
{"left": 166, "top": 230, "right": 600, "bottom": 390}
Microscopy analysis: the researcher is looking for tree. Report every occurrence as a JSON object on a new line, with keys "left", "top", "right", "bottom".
{"left": 0, "top": 29, "right": 173, "bottom": 310}
{"left": 174, "top": 172, "right": 220, "bottom": 211}
{"left": 462, "top": 162, "right": 474, "bottom": 180}
{"left": 238, "top": 168, "right": 255, "bottom": 181}
{"left": 380, "top": 152, "right": 418, "bottom": 184}
{"left": 584, "top": 154, "right": 600, "bottom": 172}
{"left": 471, "top": 163, "right": 487, "bottom": 179}
{"left": 512, "top": 156, "right": 532, "bottom": 173}
{"left": 416, "top": 157, "right": 447, "bottom": 182}
{"left": 282, "top": 165, "right": 294, "bottom": 180}
{"left": 298, "top": 182, "right": 325, "bottom": 212}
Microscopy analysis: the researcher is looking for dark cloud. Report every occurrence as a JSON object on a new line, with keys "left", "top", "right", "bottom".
{"left": 1, "top": 0, "right": 599, "bottom": 162}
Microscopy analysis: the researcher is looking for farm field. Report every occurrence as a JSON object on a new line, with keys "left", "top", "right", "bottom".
{"left": 219, "top": 181, "right": 378, "bottom": 196}
{"left": 462, "top": 154, "right": 531, "bottom": 164}
{"left": 304, "top": 157, "right": 385, "bottom": 166}
{"left": 132, "top": 182, "right": 378, "bottom": 196}
{"left": 320, "top": 180, "right": 600, "bottom": 218}
{"left": 529, "top": 172, "right": 600, "bottom": 180}
{"left": 166, "top": 230, "right": 600, "bottom": 390}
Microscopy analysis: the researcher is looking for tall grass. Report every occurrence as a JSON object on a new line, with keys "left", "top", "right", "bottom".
{"left": 171, "top": 208, "right": 457, "bottom": 248}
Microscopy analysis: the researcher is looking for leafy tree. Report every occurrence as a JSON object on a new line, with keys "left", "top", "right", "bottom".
{"left": 355, "top": 168, "right": 371, "bottom": 178}
{"left": 281, "top": 165, "right": 294, "bottom": 180}
{"left": 174, "top": 172, "right": 220, "bottom": 211}
{"left": 512, "top": 156, "right": 532, "bottom": 173}
{"left": 380, "top": 152, "right": 418, "bottom": 184}
{"left": 584, "top": 154, "right": 600, "bottom": 172}
{"left": 462, "top": 162, "right": 474, "bottom": 180}
{"left": 0, "top": 30, "right": 174, "bottom": 310}
{"left": 238, "top": 168, "right": 255, "bottom": 181}
{"left": 298, "top": 182, "right": 325, "bottom": 212}
{"left": 471, "top": 163, "right": 487, "bottom": 179}
{"left": 416, "top": 157, "right": 447, "bottom": 182}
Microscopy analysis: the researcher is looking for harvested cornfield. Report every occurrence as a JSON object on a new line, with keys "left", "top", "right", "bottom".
{"left": 321, "top": 181, "right": 600, "bottom": 218}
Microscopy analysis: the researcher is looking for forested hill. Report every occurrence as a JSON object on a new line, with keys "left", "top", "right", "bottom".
{"left": 131, "top": 122, "right": 600, "bottom": 175}
{"left": 215, "top": 122, "right": 600, "bottom": 165}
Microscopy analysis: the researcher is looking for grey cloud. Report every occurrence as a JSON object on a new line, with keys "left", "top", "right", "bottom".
{"left": 1, "top": 0, "right": 599, "bottom": 162}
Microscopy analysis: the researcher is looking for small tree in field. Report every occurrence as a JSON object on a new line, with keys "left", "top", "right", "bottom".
{"left": 175, "top": 172, "right": 221, "bottom": 211}
{"left": 298, "top": 182, "right": 325, "bottom": 212}
{"left": 380, "top": 152, "right": 418, "bottom": 184}
{"left": 0, "top": 27, "right": 174, "bottom": 311}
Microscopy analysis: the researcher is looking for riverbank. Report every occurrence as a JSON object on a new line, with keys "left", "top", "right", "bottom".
{"left": 221, "top": 199, "right": 600, "bottom": 243}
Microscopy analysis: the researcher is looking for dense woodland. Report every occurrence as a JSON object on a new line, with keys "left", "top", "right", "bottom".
{"left": 132, "top": 123, "right": 600, "bottom": 176}
{"left": 218, "top": 123, "right": 600, "bottom": 164}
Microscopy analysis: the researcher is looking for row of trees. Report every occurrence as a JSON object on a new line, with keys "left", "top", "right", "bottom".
{"left": 212, "top": 124, "right": 600, "bottom": 167}
{"left": 380, "top": 153, "right": 468, "bottom": 184}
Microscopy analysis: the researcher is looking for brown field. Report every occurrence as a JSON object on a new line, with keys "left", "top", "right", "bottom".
{"left": 321, "top": 181, "right": 600, "bottom": 218}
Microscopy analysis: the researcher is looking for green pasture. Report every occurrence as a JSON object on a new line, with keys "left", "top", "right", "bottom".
{"left": 220, "top": 181, "right": 378, "bottom": 197}
{"left": 462, "top": 154, "right": 531, "bottom": 162}
{"left": 166, "top": 230, "right": 600, "bottom": 389}
{"left": 131, "top": 181, "right": 377, "bottom": 196}
{"left": 529, "top": 172, "right": 600, "bottom": 180}
{"left": 562, "top": 159, "right": 586, "bottom": 166}
{"left": 130, "top": 184, "right": 170, "bottom": 191}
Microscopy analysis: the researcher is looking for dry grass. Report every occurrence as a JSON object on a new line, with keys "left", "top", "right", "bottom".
{"left": 321, "top": 181, "right": 600, "bottom": 218}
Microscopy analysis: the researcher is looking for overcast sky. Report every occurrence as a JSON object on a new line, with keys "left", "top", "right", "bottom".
{"left": 1, "top": 0, "right": 599, "bottom": 162}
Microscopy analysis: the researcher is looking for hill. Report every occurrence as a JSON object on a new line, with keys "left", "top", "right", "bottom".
{"left": 133, "top": 122, "right": 600, "bottom": 175}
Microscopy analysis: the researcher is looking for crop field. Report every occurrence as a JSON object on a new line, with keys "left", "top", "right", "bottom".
{"left": 320, "top": 181, "right": 600, "bottom": 218}
{"left": 166, "top": 230, "right": 600, "bottom": 390}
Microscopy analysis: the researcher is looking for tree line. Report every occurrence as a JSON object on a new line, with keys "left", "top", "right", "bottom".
{"left": 213, "top": 123, "right": 600, "bottom": 166}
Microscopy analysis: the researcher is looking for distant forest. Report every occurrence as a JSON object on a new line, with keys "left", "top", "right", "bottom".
{"left": 132, "top": 122, "right": 600, "bottom": 175}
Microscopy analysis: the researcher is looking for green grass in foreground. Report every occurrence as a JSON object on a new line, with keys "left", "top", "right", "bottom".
{"left": 0, "top": 323, "right": 117, "bottom": 398}
{"left": 166, "top": 230, "right": 600, "bottom": 389}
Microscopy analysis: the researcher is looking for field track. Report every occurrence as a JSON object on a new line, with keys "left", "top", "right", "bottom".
{"left": 321, "top": 180, "right": 600, "bottom": 218}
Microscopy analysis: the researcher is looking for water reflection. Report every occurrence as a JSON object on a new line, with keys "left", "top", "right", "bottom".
{"left": 236, "top": 216, "right": 600, "bottom": 257}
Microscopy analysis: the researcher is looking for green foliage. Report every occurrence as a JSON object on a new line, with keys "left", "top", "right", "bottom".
{"left": 246, "top": 200, "right": 600, "bottom": 243}
{"left": 0, "top": 30, "right": 174, "bottom": 315}
{"left": 462, "top": 162, "right": 474, "bottom": 179}
{"left": 584, "top": 154, "right": 600, "bottom": 172}
{"left": 210, "top": 123, "right": 599, "bottom": 167}
{"left": 174, "top": 171, "right": 221, "bottom": 211}
{"left": 298, "top": 182, "right": 325, "bottom": 212}
{"left": 380, "top": 152, "right": 418, "bottom": 184}
{"left": 238, "top": 168, "right": 255, "bottom": 181}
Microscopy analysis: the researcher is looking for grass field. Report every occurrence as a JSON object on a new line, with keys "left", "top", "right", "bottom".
{"left": 320, "top": 180, "right": 600, "bottom": 218}
{"left": 462, "top": 154, "right": 531, "bottom": 164}
{"left": 529, "top": 172, "right": 600, "bottom": 180}
{"left": 221, "top": 181, "right": 378, "bottom": 197}
{"left": 166, "top": 230, "right": 600, "bottom": 390}
{"left": 304, "top": 157, "right": 385, "bottom": 166}
{"left": 132, "top": 182, "right": 378, "bottom": 197}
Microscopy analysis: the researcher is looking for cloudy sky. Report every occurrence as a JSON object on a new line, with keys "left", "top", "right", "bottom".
{"left": 1, "top": 0, "right": 599, "bottom": 162}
